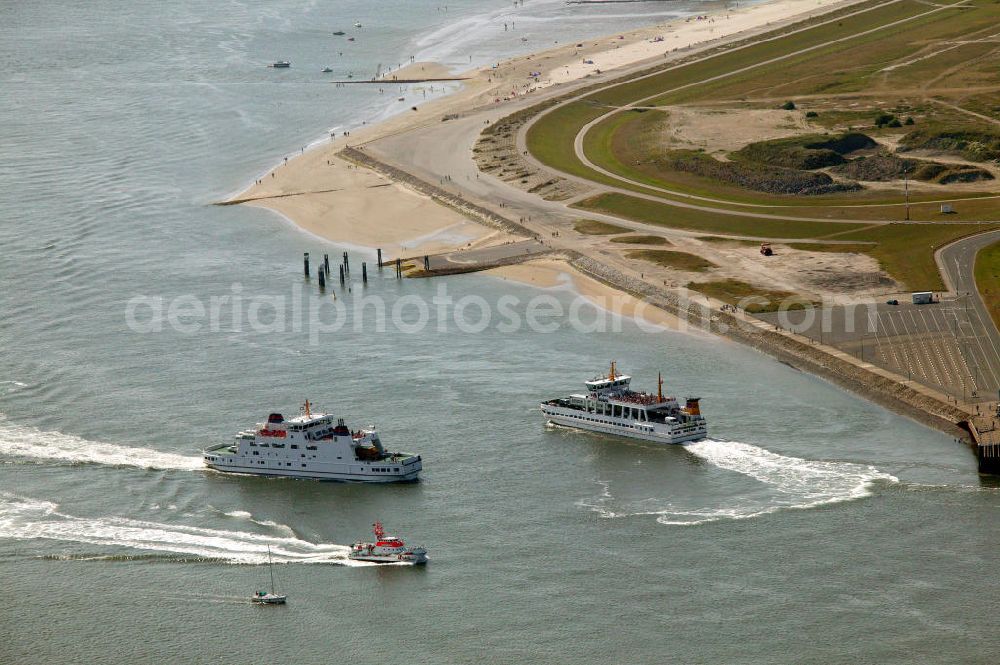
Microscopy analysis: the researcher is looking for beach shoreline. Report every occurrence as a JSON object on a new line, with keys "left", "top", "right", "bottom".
{"left": 228, "top": 0, "right": 859, "bottom": 257}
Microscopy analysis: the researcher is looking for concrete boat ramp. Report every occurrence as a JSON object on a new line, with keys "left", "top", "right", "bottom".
{"left": 388, "top": 239, "right": 552, "bottom": 277}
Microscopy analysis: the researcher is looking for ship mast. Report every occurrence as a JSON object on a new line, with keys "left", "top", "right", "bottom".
{"left": 658, "top": 372, "right": 664, "bottom": 402}
{"left": 609, "top": 360, "right": 616, "bottom": 381}
{"left": 267, "top": 544, "right": 276, "bottom": 594}
{"left": 304, "top": 399, "right": 311, "bottom": 418}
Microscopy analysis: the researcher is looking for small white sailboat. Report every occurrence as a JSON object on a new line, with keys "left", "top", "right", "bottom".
{"left": 251, "top": 545, "right": 287, "bottom": 605}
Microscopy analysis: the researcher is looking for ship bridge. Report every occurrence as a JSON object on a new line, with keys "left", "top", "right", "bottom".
{"left": 586, "top": 375, "right": 631, "bottom": 394}
{"left": 585, "top": 362, "right": 631, "bottom": 395}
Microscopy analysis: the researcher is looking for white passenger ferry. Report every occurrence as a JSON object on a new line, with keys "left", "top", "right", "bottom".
{"left": 203, "top": 401, "right": 422, "bottom": 482}
{"left": 541, "top": 363, "right": 707, "bottom": 444}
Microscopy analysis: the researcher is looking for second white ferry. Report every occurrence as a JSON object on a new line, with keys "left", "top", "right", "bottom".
{"left": 541, "top": 363, "right": 707, "bottom": 444}
{"left": 203, "top": 401, "right": 422, "bottom": 482}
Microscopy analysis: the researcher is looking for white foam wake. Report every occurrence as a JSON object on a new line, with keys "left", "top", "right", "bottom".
{"left": 0, "top": 415, "right": 203, "bottom": 471}
{"left": 581, "top": 439, "right": 898, "bottom": 526}
{"left": 222, "top": 509, "right": 296, "bottom": 537}
{"left": 0, "top": 494, "right": 360, "bottom": 565}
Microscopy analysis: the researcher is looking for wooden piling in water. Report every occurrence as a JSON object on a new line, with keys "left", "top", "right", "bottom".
{"left": 303, "top": 252, "right": 310, "bottom": 278}
{"left": 323, "top": 254, "right": 330, "bottom": 276}
{"left": 343, "top": 251, "right": 349, "bottom": 274}
{"left": 424, "top": 255, "right": 430, "bottom": 271}
{"left": 318, "top": 265, "right": 326, "bottom": 290}
{"left": 377, "top": 248, "right": 382, "bottom": 267}
{"left": 339, "top": 264, "right": 345, "bottom": 285}
{"left": 396, "top": 258, "right": 402, "bottom": 279}
{"left": 362, "top": 262, "right": 367, "bottom": 283}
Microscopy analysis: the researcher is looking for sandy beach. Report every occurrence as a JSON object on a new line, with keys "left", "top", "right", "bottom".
{"left": 488, "top": 257, "right": 704, "bottom": 333}
{"left": 231, "top": 0, "right": 862, "bottom": 269}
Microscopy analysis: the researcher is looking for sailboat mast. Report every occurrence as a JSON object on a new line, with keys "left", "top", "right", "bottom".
{"left": 267, "top": 544, "right": 276, "bottom": 593}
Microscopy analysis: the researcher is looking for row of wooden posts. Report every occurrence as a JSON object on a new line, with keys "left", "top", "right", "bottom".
{"left": 302, "top": 248, "right": 409, "bottom": 289}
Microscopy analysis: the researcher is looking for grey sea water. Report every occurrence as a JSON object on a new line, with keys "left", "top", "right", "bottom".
{"left": 1, "top": 1, "right": 999, "bottom": 662}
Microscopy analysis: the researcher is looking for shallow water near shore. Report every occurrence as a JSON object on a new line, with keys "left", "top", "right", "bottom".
{"left": 2, "top": 0, "right": 1000, "bottom": 662}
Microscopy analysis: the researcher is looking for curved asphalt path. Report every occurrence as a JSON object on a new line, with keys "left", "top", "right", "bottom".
{"left": 936, "top": 230, "right": 1000, "bottom": 398}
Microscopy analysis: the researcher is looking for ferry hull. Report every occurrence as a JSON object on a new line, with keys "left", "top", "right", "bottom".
{"left": 542, "top": 405, "right": 706, "bottom": 444}
{"left": 348, "top": 553, "right": 428, "bottom": 565}
{"left": 203, "top": 460, "right": 420, "bottom": 483}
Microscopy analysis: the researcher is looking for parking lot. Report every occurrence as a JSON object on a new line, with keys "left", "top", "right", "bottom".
{"left": 757, "top": 298, "right": 1000, "bottom": 402}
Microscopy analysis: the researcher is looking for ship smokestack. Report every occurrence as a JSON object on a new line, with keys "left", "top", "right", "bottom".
{"left": 685, "top": 397, "right": 701, "bottom": 416}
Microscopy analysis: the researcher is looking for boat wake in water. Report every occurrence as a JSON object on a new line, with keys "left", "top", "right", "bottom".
{"left": 0, "top": 494, "right": 364, "bottom": 565}
{"left": 580, "top": 439, "right": 898, "bottom": 526}
{"left": 0, "top": 415, "right": 202, "bottom": 471}
{"left": 220, "top": 509, "right": 297, "bottom": 537}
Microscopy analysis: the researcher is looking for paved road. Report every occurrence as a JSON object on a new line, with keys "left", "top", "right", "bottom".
{"left": 937, "top": 229, "right": 1000, "bottom": 400}
{"left": 425, "top": 240, "right": 550, "bottom": 270}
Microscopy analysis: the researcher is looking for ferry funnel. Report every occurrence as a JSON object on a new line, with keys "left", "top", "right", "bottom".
{"left": 685, "top": 397, "right": 701, "bottom": 416}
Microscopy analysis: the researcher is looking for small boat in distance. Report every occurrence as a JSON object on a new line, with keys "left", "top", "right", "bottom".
{"left": 251, "top": 545, "right": 287, "bottom": 605}
{"left": 349, "top": 522, "right": 428, "bottom": 564}
{"left": 269, "top": 61, "right": 291, "bottom": 68}
{"left": 354, "top": 21, "right": 362, "bottom": 27}
{"left": 541, "top": 362, "right": 708, "bottom": 444}
{"left": 322, "top": 67, "right": 333, "bottom": 73}
{"left": 332, "top": 30, "right": 346, "bottom": 36}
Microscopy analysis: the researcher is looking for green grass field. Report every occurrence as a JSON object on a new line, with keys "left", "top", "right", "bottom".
{"left": 573, "top": 219, "right": 630, "bottom": 235}
{"left": 974, "top": 240, "right": 1000, "bottom": 330}
{"left": 687, "top": 279, "right": 814, "bottom": 312}
{"left": 793, "top": 223, "right": 1000, "bottom": 290}
{"left": 609, "top": 234, "right": 671, "bottom": 245}
{"left": 525, "top": 104, "right": 609, "bottom": 181}
{"left": 573, "top": 193, "right": 868, "bottom": 238}
{"left": 625, "top": 249, "right": 716, "bottom": 272}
